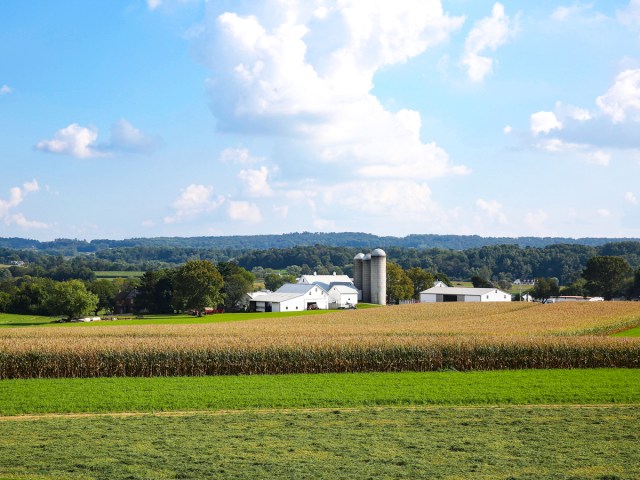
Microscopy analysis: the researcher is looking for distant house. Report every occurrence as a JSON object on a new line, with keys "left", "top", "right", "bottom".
{"left": 248, "top": 284, "right": 330, "bottom": 313}
{"left": 420, "top": 286, "right": 512, "bottom": 303}
{"left": 114, "top": 289, "right": 140, "bottom": 314}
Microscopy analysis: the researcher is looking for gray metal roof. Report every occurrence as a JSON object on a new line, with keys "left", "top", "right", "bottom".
{"left": 371, "top": 248, "right": 386, "bottom": 257}
{"left": 420, "top": 287, "right": 506, "bottom": 296}
{"left": 249, "top": 292, "right": 304, "bottom": 303}
{"left": 276, "top": 283, "right": 316, "bottom": 294}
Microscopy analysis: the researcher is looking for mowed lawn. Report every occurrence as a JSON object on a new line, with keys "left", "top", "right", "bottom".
{"left": 1, "top": 370, "right": 639, "bottom": 480}
{"left": 1, "top": 405, "right": 638, "bottom": 480}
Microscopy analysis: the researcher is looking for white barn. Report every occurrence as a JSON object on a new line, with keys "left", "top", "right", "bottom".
{"left": 420, "top": 287, "right": 512, "bottom": 303}
{"left": 249, "top": 284, "right": 330, "bottom": 312}
{"left": 328, "top": 285, "right": 358, "bottom": 309}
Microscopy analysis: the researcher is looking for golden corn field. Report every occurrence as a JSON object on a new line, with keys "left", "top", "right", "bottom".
{"left": 1, "top": 302, "right": 640, "bottom": 378}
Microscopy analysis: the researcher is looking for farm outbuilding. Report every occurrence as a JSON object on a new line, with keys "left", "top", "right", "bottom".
{"left": 248, "top": 284, "right": 330, "bottom": 312}
{"left": 420, "top": 286, "right": 512, "bottom": 303}
{"left": 328, "top": 285, "right": 358, "bottom": 309}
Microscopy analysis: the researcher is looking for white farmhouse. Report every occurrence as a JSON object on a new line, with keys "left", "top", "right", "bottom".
{"left": 420, "top": 286, "right": 512, "bottom": 303}
{"left": 248, "top": 283, "right": 330, "bottom": 312}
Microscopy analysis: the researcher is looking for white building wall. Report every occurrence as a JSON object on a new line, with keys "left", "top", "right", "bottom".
{"left": 420, "top": 293, "right": 437, "bottom": 303}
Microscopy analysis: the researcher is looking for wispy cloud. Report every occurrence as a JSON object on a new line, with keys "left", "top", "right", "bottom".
{"left": 0, "top": 180, "right": 49, "bottom": 230}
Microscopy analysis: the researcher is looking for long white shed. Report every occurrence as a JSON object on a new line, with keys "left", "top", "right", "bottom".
{"left": 420, "top": 287, "right": 512, "bottom": 303}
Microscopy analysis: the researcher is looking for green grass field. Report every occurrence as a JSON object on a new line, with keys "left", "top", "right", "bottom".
{"left": 1, "top": 370, "right": 639, "bottom": 479}
{"left": 614, "top": 324, "right": 640, "bottom": 336}
{"left": 0, "top": 369, "right": 638, "bottom": 416}
{"left": 94, "top": 270, "right": 144, "bottom": 279}
{"left": 0, "top": 310, "right": 334, "bottom": 328}
{"left": 1, "top": 406, "right": 638, "bottom": 480}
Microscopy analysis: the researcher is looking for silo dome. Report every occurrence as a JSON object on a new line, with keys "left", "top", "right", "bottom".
{"left": 371, "top": 248, "right": 386, "bottom": 257}
{"left": 354, "top": 253, "right": 365, "bottom": 260}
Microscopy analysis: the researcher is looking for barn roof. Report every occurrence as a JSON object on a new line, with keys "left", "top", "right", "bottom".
{"left": 420, "top": 287, "right": 507, "bottom": 296}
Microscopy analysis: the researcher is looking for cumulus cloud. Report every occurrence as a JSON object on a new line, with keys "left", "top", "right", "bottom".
{"left": 530, "top": 111, "right": 563, "bottom": 135}
{"left": 475, "top": 198, "right": 507, "bottom": 224}
{"left": 461, "top": 3, "right": 515, "bottom": 82}
{"left": 36, "top": 124, "right": 101, "bottom": 159}
{"left": 227, "top": 200, "right": 262, "bottom": 223}
{"left": 164, "top": 184, "right": 224, "bottom": 224}
{"left": 36, "top": 119, "right": 157, "bottom": 158}
{"left": 597, "top": 208, "right": 611, "bottom": 217}
{"left": 522, "top": 72, "right": 640, "bottom": 163}
{"left": 219, "top": 147, "right": 264, "bottom": 164}
{"left": 147, "top": 0, "right": 162, "bottom": 10}
{"left": 107, "top": 118, "right": 158, "bottom": 153}
{"left": 0, "top": 180, "right": 49, "bottom": 230}
{"left": 238, "top": 166, "right": 273, "bottom": 197}
{"left": 596, "top": 69, "right": 640, "bottom": 123}
{"left": 194, "top": 0, "right": 467, "bottom": 186}
{"left": 617, "top": 0, "right": 640, "bottom": 26}
{"left": 0, "top": 84, "right": 12, "bottom": 95}
{"left": 625, "top": 191, "right": 639, "bottom": 205}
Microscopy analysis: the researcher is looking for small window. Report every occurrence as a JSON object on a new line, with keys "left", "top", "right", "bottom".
{"left": 286, "top": 306, "right": 289, "bottom": 310}
{"left": 296, "top": 306, "right": 298, "bottom": 310}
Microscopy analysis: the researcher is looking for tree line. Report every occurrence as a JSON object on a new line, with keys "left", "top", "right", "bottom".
{"left": 0, "top": 261, "right": 255, "bottom": 320}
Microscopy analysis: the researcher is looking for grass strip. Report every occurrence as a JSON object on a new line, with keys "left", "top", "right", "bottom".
{"left": 0, "top": 369, "right": 638, "bottom": 416}
{"left": 614, "top": 324, "right": 640, "bottom": 336}
{"left": 0, "top": 309, "right": 334, "bottom": 328}
{"left": 0, "top": 406, "right": 638, "bottom": 479}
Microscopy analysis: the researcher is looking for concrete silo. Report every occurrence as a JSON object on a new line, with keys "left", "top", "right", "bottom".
{"left": 370, "top": 248, "right": 387, "bottom": 305}
{"left": 353, "top": 253, "right": 365, "bottom": 301}
{"left": 362, "top": 253, "right": 372, "bottom": 303}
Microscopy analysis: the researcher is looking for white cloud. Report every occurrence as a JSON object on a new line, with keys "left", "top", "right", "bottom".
{"left": 108, "top": 118, "right": 158, "bottom": 153}
{"left": 0, "top": 180, "right": 49, "bottom": 230}
{"left": 597, "top": 208, "right": 611, "bottom": 217}
{"left": 475, "top": 198, "right": 507, "bottom": 224}
{"left": 141, "top": 219, "right": 155, "bottom": 227}
{"left": 524, "top": 209, "right": 549, "bottom": 234}
{"left": 552, "top": 3, "right": 604, "bottom": 22}
{"left": 596, "top": 69, "right": 640, "bottom": 123}
{"left": 617, "top": 0, "right": 640, "bottom": 26}
{"left": 195, "top": 0, "right": 467, "bottom": 192}
{"left": 625, "top": 191, "right": 639, "bottom": 205}
{"left": 227, "top": 200, "right": 262, "bottom": 223}
{"left": 586, "top": 150, "right": 611, "bottom": 166}
{"left": 147, "top": 0, "right": 162, "bottom": 10}
{"left": 461, "top": 3, "right": 515, "bottom": 82}
{"left": 219, "top": 147, "right": 264, "bottom": 165}
{"left": 36, "top": 119, "right": 157, "bottom": 158}
{"left": 7, "top": 213, "right": 49, "bottom": 229}
{"left": 36, "top": 124, "right": 101, "bottom": 159}
{"left": 164, "top": 184, "right": 224, "bottom": 223}
{"left": 530, "top": 111, "right": 563, "bottom": 136}
{"left": 0, "top": 84, "right": 12, "bottom": 95}
{"left": 238, "top": 166, "right": 273, "bottom": 197}
{"left": 273, "top": 205, "right": 289, "bottom": 218}
{"left": 503, "top": 125, "right": 512, "bottom": 134}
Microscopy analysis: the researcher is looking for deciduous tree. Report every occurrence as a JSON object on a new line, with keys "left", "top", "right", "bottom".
{"left": 583, "top": 256, "right": 633, "bottom": 300}
{"left": 172, "top": 260, "right": 224, "bottom": 315}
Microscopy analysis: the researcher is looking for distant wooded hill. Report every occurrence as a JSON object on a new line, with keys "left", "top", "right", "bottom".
{"left": 2, "top": 232, "right": 640, "bottom": 253}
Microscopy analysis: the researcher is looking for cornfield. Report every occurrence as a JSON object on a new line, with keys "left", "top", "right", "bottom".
{"left": 1, "top": 302, "right": 640, "bottom": 378}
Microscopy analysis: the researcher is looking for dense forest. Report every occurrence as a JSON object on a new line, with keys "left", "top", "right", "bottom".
{"left": 1, "top": 232, "right": 640, "bottom": 255}
{"left": 2, "top": 240, "right": 640, "bottom": 286}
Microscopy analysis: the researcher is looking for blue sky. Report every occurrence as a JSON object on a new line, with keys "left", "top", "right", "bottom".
{"left": 2, "top": 0, "right": 640, "bottom": 240}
